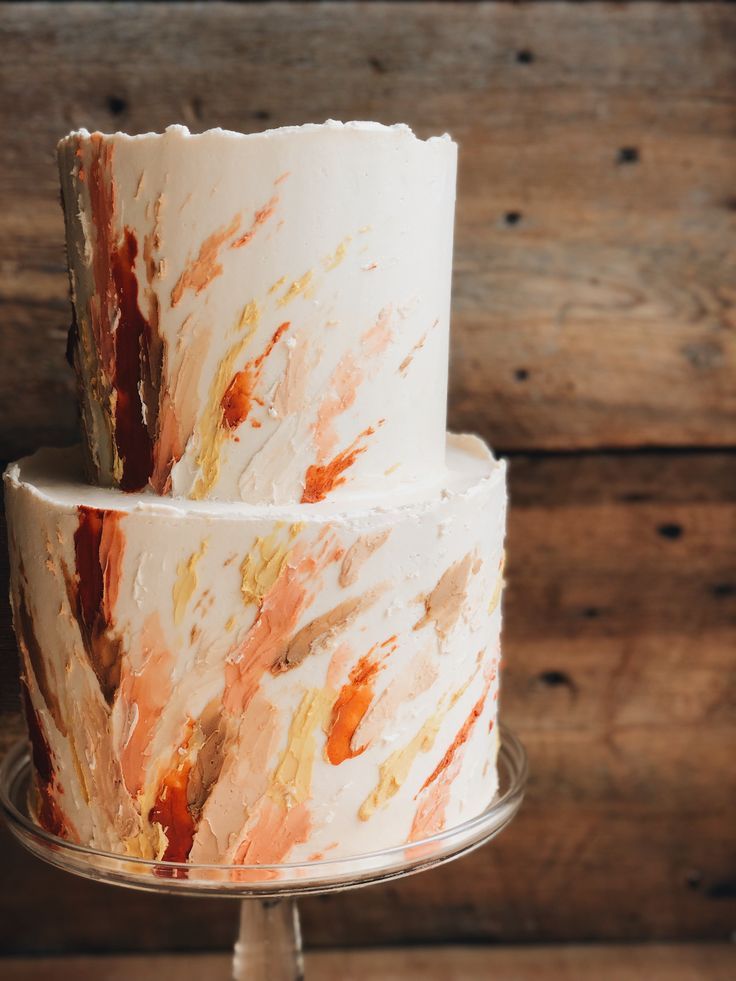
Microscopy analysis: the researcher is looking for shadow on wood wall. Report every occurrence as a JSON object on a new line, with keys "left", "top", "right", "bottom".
{"left": 0, "top": 1, "right": 734, "bottom": 954}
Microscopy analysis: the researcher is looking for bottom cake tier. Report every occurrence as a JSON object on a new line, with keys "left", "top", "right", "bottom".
{"left": 4, "top": 435, "right": 506, "bottom": 863}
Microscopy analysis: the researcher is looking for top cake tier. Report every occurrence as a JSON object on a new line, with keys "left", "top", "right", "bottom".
{"left": 58, "top": 121, "right": 457, "bottom": 503}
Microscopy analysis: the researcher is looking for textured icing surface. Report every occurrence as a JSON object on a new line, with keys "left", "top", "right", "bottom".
{"left": 5, "top": 438, "right": 505, "bottom": 861}
{"left": 58, "top": 122, "right": 457, "bottom": 502}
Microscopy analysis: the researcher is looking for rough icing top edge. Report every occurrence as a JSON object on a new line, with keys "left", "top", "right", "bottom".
{"left": 4, "top": 434, "right": 504, "bottom": 526}
{"left": 57, "top": 120, "right": 455, "bottom": 151}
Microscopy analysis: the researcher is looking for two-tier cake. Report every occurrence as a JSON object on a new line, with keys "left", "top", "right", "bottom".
{"left": 4, "top": 122, "right": 506, "bottom": 865}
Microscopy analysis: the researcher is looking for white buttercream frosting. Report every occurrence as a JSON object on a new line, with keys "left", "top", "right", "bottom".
{"left": 5, "top": 437, "right": 505, "bottom": 860}
{"left": 4, "top": 121, "right": 509, "bottom": 866}
{"left": 58, "top": 121, "right": 457, "bottom": 503}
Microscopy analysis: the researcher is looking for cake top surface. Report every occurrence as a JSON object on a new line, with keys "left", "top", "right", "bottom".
{"left": 6, "top": 435, "right": 502, "bottom": 523}
{"left": 59, "top": 120, "right": 454, "bottom": 148}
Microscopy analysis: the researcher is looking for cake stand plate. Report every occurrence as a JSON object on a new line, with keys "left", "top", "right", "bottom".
{"left": 1, "top": 725, "right": 527, "bottom": 979}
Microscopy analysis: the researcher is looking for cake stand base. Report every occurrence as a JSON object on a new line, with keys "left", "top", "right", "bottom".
{"left": 1, "top": 726, "right": 527, "bottom": 979}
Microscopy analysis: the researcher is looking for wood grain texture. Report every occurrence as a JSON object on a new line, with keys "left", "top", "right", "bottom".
{"left": 3, "top": 945, "right": 736, "bottom": 981}
{"left": 0, "top": 2, "right": 735, "bottom": 457}
{"left": 1, "top": 451, "right": 734, "bottom": 952}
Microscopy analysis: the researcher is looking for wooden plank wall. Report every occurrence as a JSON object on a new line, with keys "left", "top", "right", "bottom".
{"left": 0, "top": 1, "right": 734, "bottom": 954}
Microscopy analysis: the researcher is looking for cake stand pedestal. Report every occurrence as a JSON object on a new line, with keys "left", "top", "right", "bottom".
{"left": 1, "top": 726, "right": 527, "bottom": 980}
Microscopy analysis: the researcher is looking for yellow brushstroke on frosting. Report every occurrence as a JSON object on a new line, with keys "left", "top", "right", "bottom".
{"left": 240, "top": 528, "right": 293, "bottom": 607}
{"left": 278, "top": 270, "right": 313, "bottom": 307}
{"left": 358, "top": 708, "right": 446, "bottom": 821}
{"left": 191, "top": 333, "right": 252, "bottom": 498}
{"left": 270, "top": 687, "right": 333, "bottom": 807}
{"left": 488, "top": 552, "right": 506, "bottom": 614}
{"left": 225, "top": 616, "right": 236, "bottom": 632}
{"left": 323, "top": 237, "right": 351, "bottom": 272}
{"left": 173, "top": 540, "right": 208, "bottom": 625}
{"left": 238, "top": 299, "right": 261, "bottom": 332}
{"left": 268, "top": 275, "right": 286, "bottom": 295}
{"left": 358, "top": 674, "right": 477, "bottom": 822}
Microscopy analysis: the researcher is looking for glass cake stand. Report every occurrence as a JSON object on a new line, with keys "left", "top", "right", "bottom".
{"left": 0, "top": 725, "right": 527, "bottom": 979}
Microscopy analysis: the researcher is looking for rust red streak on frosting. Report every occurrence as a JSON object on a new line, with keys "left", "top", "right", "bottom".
{"left": 326, "top": 650, "right": 383, "bottom": 765}
{"left": 73, "top": 506, "right": 125, "bottom": 703}
{"left": 21, "top": 683, "right": 68, "bottom": 838}
{"left": 75, "top": 508, "right": 105, "bottom": 628}
{"left": 110, "top": 229, "right": 155, "bottom": 490}
{"left": 221, "top": 321, "right": 290, "bottom": 429}
{"left": 301, "top": 426, "right": 375, "bottom": 504}
{"left": 150, "top": 760, "right": 196, "bottom": 869}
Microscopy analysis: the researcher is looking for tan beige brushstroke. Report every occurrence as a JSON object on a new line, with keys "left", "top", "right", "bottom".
{"left": 270, "top": 585, "right": 386, "bottom": 674}
{"left": 338, "top": 530, "right": 391, "bottom": 588}
{"left": 414, "top": 553, "right": 475, "bottom": 640}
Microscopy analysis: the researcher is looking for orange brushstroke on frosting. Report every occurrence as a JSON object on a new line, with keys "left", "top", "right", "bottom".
{"left": 221, "top": 321, "right": 290, "bottom": 430}
{"left": 325, "top": 650, "right": 383, "bottom": 765}
{"left": 409, "top": 756, "right": 462, "bottom": 843}
{"left": 418, "top": 690, "right": 488, "bottom": 795}
{"left": 119, "top": 613, "right": 174, "bottom": 796}
{"left": 361, "top": 305, "right": 392, "bottom": 357}
{"left": 301, "top": 426, "right": 376, "bottom": 503}
{"left": 313, "top": 353, "right": 363, "bottom": 462}
{"left": 232, "top": 797, "right": 311, "bottom": 865}
{"left": 231, "top": 195, "right": 278, "bottom": 249}
{"left": 170, "top": 214, "right": 241, "bottom": 307}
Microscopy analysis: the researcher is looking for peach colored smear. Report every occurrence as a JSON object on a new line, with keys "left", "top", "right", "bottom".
{"left": 233, "top": 798, "right": 311, "bottom": 866}
{"left": 118, "top": 613, "right": 175, "bottom": 796}
{"left": 223, "top": 543, "right": 321, "bottom": 714}
{"left": 221, "top": 321, "right": 291, "bottom": 430}
{"left": 313, "top": 355, "right": 363, "bottom": 462}
{"left": 171, "top": 193, "right": 280, "bottom": 306}
{"left": 170, "top": 215, "right": 240, "bottom": 307}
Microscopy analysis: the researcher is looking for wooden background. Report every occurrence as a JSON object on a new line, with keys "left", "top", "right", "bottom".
{"left": 0, "top": 0, "right": 735, "bottom": 956}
